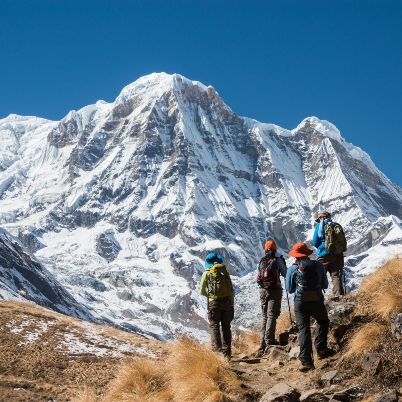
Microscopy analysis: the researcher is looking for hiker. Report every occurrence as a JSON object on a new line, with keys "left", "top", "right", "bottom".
{"left": 286, "top": 242, "right": 335, "bottom": 372}
{"left": 200, "top": 252, "right": 234, "bottom": 359}
{"left": 256, "top": 239, "right": 287, "bottom": 355}
{"left": 312, "top": 211, "right": 347, "bottom": 297}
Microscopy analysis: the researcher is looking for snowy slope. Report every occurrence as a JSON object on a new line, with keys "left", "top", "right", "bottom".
{"left": 0, "top": 73, "right": 401, "bottom": 339}
{"left": 0, "top": 228, "right": 93, "bottom": 320}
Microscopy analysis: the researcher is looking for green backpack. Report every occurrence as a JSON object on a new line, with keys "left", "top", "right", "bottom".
{"left": 206, "top": 263, "right": 233, "bottom": 299}
{"left": 325, "top": 222, "right": 347, "bottom": 255}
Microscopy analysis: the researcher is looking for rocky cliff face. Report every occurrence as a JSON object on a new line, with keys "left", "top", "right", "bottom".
{"left": 0, "top": 228, "right": 92, "bottom": 319}
{"left": 0, "top": 73, "right": 401, "bottom": 338}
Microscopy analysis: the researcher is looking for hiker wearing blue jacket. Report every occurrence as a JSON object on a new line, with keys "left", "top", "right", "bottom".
{"left": 286, "top": 242, "right": 334, "bottom": 372}
{"left": 312, "top": 211, "right": 346, "bottom": 297}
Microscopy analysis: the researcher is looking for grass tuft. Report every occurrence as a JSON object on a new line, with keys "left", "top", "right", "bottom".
{"left": 72, "top": 387, "right": 98, "bottom": 402}
{"left": 89, "top": 337, "right": 245, "bottom": 402}
{"left": 232, "top": 330, "right": 260, "bottom": 355}
{"left": 344, "top": 322, "right": 387, "bottom": 357}
{"left": 167, "top": 336, "right": 243, "bottom": 402}
{"left": 103, "top": 357, "right": 172, "bottom": 402}
{"left": 360, "top": 258, "right": 402, "bottom": 319}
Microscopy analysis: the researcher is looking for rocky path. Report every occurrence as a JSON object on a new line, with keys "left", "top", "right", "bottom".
{"left": 230, "top": 346, "right": 358, "bottom": 402}
{"left": 227, "top": 295, "right": 402, "bottom": 402}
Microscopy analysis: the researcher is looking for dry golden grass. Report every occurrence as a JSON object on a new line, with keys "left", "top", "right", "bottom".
{"left": 232, "top": 330, "right": 260, "bottom": 355}
{"left": 87, "top": 337, "right": 245, "bottom": 402}
{"left": 167, "top": 337, "right": 243, "bottom": 402}
{"left": 337, "top": 258, "right": 402, "bottom": 390}
{"left": 275, "top": 310, "right": 293, "bottom": 337}
{"left": 0, "top": 301, "right": 168, "bottom": 402}
{"left": 344, "top": 322, "right": 388, "bottom": 357}
{"left": 103, "top": 358, "right": 172, "bottom": 402}
{"left": 72, "top": 387, "right": 98, "bottom": 402}
{"left": 360, "top": 257, "right": 402, "bottom": 319}
{"left": 361, "top": 396, "right": 377, "bottom": 402}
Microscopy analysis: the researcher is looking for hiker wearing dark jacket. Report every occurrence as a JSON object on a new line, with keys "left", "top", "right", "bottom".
{"left": 256, "top": 240, "right": 287, "bottom": 355}
{"left": 312, "top": 211, "right": 346, "bottom": 297}
{"left": 200, "top": 252, "right": 234, "bottom": 359}
{"left": 286, "top": 242, "right": 334, "bottom": 372}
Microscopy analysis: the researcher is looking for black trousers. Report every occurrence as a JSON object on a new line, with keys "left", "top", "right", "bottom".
{"left": 294, "top": 299, "right": 329, "bottom": 364}
{"left": 208, "top": 297, "right": 234, "bottom": 357}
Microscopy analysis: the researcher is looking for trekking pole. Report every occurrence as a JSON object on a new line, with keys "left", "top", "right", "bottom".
{"left": 343, "top": 266, "right": 347, "bottom": 295}
{"left": 285, "top": 288, "right": 295, "bottom": 328}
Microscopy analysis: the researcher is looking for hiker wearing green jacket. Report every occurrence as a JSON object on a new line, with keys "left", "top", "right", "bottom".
{"left": 200, "top": 252, "right": 234, "bottom": 359}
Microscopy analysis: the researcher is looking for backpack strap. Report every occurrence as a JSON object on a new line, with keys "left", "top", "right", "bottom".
{"left": 273, "top": 256, "right": 281, "bottom": 287}
{"left": 295, "top": 260, "right": 320, "bottom": 290}
{"left": 205, "top": 268, "right": 211, "bottom": 297}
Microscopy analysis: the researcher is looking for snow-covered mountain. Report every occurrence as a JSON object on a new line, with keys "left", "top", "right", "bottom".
{"left": 1, "top": 72, "right": 401, "bottom": 339}
{"left": 0, "top": 228, "right": 92, "bottom": 319}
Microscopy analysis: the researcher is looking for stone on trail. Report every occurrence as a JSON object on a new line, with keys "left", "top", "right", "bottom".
{"left": 267, "top": 346, "right": 290, "bottom": 361}
{"left": 361, "top": 353, "right": 381, "bottom": 375}
{"left": 326, "top": 302, "right": 356, "bottom": 344}
{"left": 300, "top": 389, "right": 329, "bottom": 402}
{"left": 260, "top": 382, "right": 301, "bottom": 402}
{"left": 329, "top": 386, "right": 364, "bottom": 401}
{"left": 288, "top": 346, "right": 300, "bottom": 359}
{"left": 269, "top": 360, "right": 284, "bottom": 369}
{"left": 320, "top": 370, "right": 338, "bottom": 384}
{"left": 373, "top": 390, "right": 399, "bottom": 402}
{"left": 317, "top": 361, "right": 330, "bottom": 370}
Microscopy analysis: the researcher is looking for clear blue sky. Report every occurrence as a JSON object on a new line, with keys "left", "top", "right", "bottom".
{"left": 1, "top": 0, "right": 401, "bottom": 186}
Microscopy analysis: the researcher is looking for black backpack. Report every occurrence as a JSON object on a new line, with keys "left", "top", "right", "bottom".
{"left": 295, "top": 260, "right": 322, "bottom": 302}
{"left": 257, "top": 256, "right": 280, "bottom": 290}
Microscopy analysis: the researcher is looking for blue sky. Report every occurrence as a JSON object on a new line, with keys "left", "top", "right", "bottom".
{"left": 1, "top": 0, "right": 401, "bottom": 186}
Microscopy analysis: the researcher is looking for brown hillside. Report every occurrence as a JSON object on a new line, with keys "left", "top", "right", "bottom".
{"left": 0, "top": 301, "right": 165, "bottom": 401}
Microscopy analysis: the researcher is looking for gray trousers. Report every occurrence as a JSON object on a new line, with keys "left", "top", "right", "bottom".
{"left": 260, "top": 288, "right": 282, "bottom": 348}
{"left": 318, "top": 254, "right": 345, "bottom": 296}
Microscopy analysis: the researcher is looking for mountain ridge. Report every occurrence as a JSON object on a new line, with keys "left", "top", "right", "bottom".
{"left": 0, "top": 72, "right": 401, "bottom": 339}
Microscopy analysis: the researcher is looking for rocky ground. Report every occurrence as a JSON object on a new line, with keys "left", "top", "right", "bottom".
{"left": 228, "top": 285, "right": 402, "bottom": 402}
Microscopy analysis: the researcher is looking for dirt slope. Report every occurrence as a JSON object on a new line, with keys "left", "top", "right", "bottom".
{"left": 0, "top": 301, "right": 165, "bottom": 401}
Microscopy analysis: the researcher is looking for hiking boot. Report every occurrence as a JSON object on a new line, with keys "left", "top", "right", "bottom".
{"left": 266, "top": 339, "right": 280, "bottom": 346}
{"left": 317, "top": 348, "right": 336, "bottom": 359}
{"left": 299, "top": 361, "right": 315, "bottom": 372}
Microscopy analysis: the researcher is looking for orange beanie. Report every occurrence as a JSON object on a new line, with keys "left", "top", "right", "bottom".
{"left": 264, "top": 239, "right": 277, "bottom": 252}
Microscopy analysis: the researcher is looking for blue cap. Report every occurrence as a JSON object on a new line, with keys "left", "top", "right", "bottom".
{"left": 204, "top": 252, "right": 224, "bottom": 269}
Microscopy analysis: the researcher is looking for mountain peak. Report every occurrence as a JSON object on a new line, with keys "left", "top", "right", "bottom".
{"left": 293, "top": 116, "right": 344, "bottom": 143}
{"left": 117, "top": 72, "right": 210, "bottom": 102}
